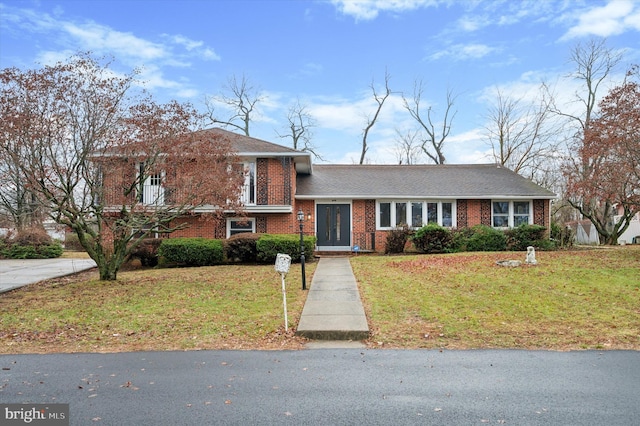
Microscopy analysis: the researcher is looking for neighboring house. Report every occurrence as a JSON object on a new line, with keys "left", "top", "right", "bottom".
{"left": 101, "top": 128, "right": 557, "bottom": 252}
{"left": 567, "top": 220, "right": 600, "bottom": 245}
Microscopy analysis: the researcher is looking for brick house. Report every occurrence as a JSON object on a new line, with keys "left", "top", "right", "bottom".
{"left": 102, "top": 128, "right": 556, "bottom": 252}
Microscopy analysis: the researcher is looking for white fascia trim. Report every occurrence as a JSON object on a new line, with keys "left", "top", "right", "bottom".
{"left": 243, "top": 205, "right": 293, "bottom": 213}
{"left": 296, "top": 195, "right": 555, "bottom": 200}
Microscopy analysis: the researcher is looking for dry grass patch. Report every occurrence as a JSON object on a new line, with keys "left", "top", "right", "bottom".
{"left": 1, "top": 263, "right": 314, "bottom": 354}
{"left": 352, "top": 247, "right": 640, "bottom": 350}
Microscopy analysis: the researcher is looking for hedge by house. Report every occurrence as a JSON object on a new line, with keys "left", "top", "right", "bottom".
{"left": 224, "top": 233, "right": 262, "bottom": 263}
{"left": 385, "top": 225, "right": 413, "bottom": 254}
{"left": 412, "top": 224, "right": 453, "bottom": 253}
{"left": 505, "top": 224, "right": 554, "bottom": 251}
{"left": 256, "top": 234, "right": 316, "bottom": 263}
{"left": 464, "top": 225, "right": 508, "bottom": 252}
{"left": 158, "top": 238, "right": 224, "bottom": 266}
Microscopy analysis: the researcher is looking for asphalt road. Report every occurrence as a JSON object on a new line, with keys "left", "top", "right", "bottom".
{"left": 1, "top": 349, "right": 638, "bottom": 425}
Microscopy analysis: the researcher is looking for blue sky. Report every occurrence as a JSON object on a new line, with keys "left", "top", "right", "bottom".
{"left": 1, "top": 0, "right": 639, "bottom": 164}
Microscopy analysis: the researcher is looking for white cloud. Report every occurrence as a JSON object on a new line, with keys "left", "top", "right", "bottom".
{"left": 562, "top": 0, "right": 640, "bottom": 39}
{"left": 0, "top": 4, "right": 224, "bottom": 101}
{"left": 429, "top": 43, "right": 497, "bottom": 61}
{"left": 330, "top": 0, "right": 440, "bottom": 21}
{"left": 166, "top": 34, "right": 221, "bottom": 60}
{"left": 62, "top": 22, "right": 166, "bottom": 60}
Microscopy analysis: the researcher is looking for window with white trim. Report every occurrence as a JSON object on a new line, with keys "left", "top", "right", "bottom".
{"left": 492, "top": 201, "right": 532, "bottom": 228}
{"left": 137, "top": 163, "right": 165, "bottom": 205}
{"left": 377, "top": 201, "right": 455, "bottom": 229}
{"left": 240, "top": 162, "right": 256, "bottom": 205}
{"left": 227, "top": 218, "right": 256, "bottom": 238}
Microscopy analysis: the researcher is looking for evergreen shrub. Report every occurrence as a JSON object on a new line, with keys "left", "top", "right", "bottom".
{"left": 412, "top": 224, "right": 453, "bottom": 253}
{"left": 505, "top": 224, "right": 553, "bottom": 251}
{"left": 158, "top": 238, "right": 224, "bottom": 266}
{"left": 465, "top": 225, "right": 507, "bottom": 252}
{"left": 256, "top": 234, "right": 316, "bottom": 263}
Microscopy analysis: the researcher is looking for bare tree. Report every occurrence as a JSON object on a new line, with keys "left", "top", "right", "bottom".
{"left": 393, "top": 128, "right": 422, "bottom": 165}
{"left": 359, "top": 71, "right": 391, "bottom": 164}
{"left": 483, "top": 86, "right": 561, "bottom": 183}
{"left": 276, "top": 98, "right": 322, "bottom": 159}
{"left": 205, "top": 74, "right": 263, "bottom": 136}
{"left": 402, "top": 80, "right": 457, "bottom": 164}
{"left": 553, "top": 38, "right": 623, "bottom": 133}
{"left": 549, "top": 38, "right": 624, "bottom": 238}
{"left": 2, "top": 54, "right": 244, "bottom": 280}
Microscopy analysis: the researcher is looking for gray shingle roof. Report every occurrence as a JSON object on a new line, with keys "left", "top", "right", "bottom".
{"left": 296, "top": 164, "right": 556, "bottom": 199}
{"left": 194, "top": 128, "right": 301, "bottom": 154}
{"left": 193, "top": 128, "right": 312, "bottom": 172}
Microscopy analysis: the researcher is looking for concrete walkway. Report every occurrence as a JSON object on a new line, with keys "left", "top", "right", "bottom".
{"left": 0, "top": 258, "right": 97, "bottom": 293}
{"left": 296, "top": 257, "right": 369, "bottom": 341}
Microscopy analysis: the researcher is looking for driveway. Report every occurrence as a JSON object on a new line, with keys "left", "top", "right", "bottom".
{"left": 0, "top": 258, "right": 96, "bottom": 293}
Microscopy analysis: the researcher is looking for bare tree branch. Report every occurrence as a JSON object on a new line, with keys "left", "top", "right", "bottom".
{"left": 483, "top": 85, "right": 562, "bottom": 184}
{"left": 204, "top": 74, "right": 263, "bottom": 136}
{"left": 360, "top": 70, "right": 391, "bottom": 164}
{"left": 393, "top": 128, "right": 422, "bottom": 165}
{"left": 402, "top": 80, "right": 457, "bottom": 164}
{"left": 276, "top": 98, "right": 322, "bottom": 160}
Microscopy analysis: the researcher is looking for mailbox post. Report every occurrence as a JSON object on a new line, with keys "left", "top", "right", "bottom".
{"left": 274, "top": 253, "right": 292, "bottom": 330}
{"left": 297, "top": 209, "right": 307, "bottom": 290}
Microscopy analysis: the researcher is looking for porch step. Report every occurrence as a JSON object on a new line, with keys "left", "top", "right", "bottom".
{"left": 314, "top": 250, "right": 374, "bottom": 258}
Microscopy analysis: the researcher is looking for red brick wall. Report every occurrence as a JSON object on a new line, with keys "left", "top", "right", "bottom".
{"left": 466, "top": 200, "right": 485, "bottom": 227}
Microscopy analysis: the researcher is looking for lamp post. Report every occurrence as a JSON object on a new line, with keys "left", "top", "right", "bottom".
{"left": 297, "top": 209, "right": 307, "bottom": 290}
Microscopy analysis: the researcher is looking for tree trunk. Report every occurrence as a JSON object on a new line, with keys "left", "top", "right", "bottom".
{"left": 98, "top": 262, "right": 119, "bottom": 281}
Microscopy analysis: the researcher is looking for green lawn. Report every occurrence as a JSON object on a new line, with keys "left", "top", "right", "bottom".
{"left": 351, "top": 247, "right": 640, "bottom": 350}
{"left": 0, "top": 262, "right": 313, "bottom": 353}
{"left": 1, "top": 247, "right": 638, "bottom": 353}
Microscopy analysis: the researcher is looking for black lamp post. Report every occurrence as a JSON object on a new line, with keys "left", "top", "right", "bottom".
{"left": 297, "top": 209, "right": 307, "bottom": 290}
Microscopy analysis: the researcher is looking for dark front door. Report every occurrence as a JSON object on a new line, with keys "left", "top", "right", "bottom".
{"left": 316, "top": 204, "right": 351, "bottom": 247}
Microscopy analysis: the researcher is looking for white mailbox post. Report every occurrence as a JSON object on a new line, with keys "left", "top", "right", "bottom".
{"left": 275, "top": 254, "right": 292, "bottom": 330}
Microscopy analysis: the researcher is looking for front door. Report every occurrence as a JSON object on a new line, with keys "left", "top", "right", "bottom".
{"left": 316, "top": 204, "right": 351, "bottom": 248}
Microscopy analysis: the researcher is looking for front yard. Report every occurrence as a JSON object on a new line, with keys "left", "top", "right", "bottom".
{"left": 1, "top": 247, "right": 638, "bottom": 353}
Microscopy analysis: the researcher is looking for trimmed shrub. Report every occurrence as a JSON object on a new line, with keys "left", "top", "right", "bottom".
{"left": 224, "top": 233, "right": 262, "bottom": 263}
{"left": 466, "top": 225, "right": 507, "bottom": 252}
{"left": 158, "top": 238, "right": 224, "bottom": 266}
{"left": 256, "top": 234, "right": 316, "bottom": 263}
{"left": 12, "top": 227, "right": 52, "bottom": 247}
{"left": 449, "top": 227, "right": 476, "bottom": 252}
{"left": 385, "top": 225, "right": 413, "bottom": 254}
{"left": 505, "top": 224, "right": 551, "bottom": 251}
{"left": 0, "top": 227, "right": 63, "bottom": 259}
{"left": 130, "top": 238, "right": 163, "bottom": 267}
{"left": 412, "top": 224, "right": 453, "bottom": 253}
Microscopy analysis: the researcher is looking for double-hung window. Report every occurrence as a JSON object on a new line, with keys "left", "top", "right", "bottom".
{"left": 227, "top": 218, "right": 256, "bottom": 237}
{"left": 492, "top": 201, "right": 531, "bottom": 228}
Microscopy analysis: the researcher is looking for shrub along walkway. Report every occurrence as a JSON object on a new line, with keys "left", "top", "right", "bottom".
{"left": 296, "top": 257, "right": 369, "bottom": 341}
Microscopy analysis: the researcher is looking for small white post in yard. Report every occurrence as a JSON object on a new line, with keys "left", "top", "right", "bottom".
{"left": 274, "top": 253, "right": 292, "bottom": 331}
{"left": 526, "top": 246, "right": 537, "bottom": 265}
